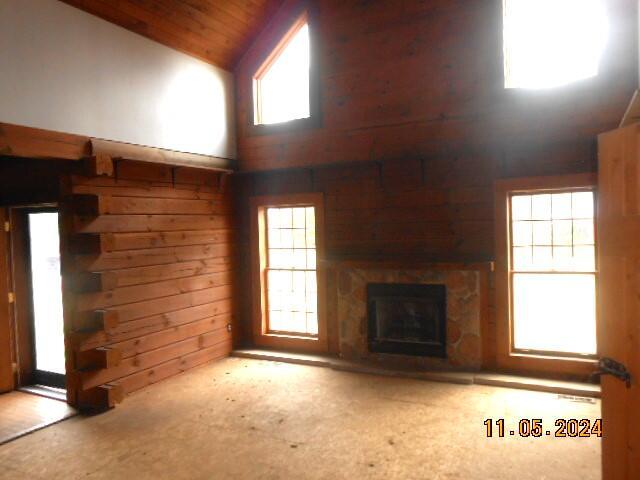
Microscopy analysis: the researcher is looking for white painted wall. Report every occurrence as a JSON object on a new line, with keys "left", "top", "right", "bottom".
{"left": 0, "top": 0, "right": 236, "bottom": 159}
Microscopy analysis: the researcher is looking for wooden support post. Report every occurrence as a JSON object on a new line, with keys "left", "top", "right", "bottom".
{"left": 78, "top": 383, "right": 124, "bottom": 411}
{"left": 69, "top": 272, "right": 117, "bottom": 293}
{"left": 76, "top": 347, "right": 122, "bottom": 371}
{"left": 74, "top": 309, "right": 119, "bottom": 334}
{"left": 68, "top": 194, "right": 109, "bottom": 216}
{"left": 67, "top": 233, "right": 105, "bottom": 254}
{"left": 84, "top": 154, "right": 114, "bottom": 177}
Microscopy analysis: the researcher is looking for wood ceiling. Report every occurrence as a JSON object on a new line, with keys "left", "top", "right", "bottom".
{"left": 61, "top": 0, "right": 283, "bottom": 70}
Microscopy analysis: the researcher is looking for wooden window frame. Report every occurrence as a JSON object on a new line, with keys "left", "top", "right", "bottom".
{"left": 0, "top": 208, "right": 15, "bottom": 393}
{"left": 250, "top": 193, "right": 327, "bottom": 353}
{"left": 495, "top": 173, "right": 599, "bottom": 378}
{"left": 247, "top": 4, "right": 322, "bottom": 136}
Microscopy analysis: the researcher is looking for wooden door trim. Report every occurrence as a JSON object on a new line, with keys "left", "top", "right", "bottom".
{"left": 597, "top": 124, "right": 640, "bottom": 479}
{"left": 494, "top": 173, "right": 598, "bottom": 378}
{"left": 250, "top": 193, "right": 328, "bottom": 353}
{"left": 0, "top": 208, "right": 15, "bottom": 392}
{"left": 9, "top": 207, "right": 39, "bottom": 387}
{"left": 8, "top": 205, "right": 65, "bottom": 388}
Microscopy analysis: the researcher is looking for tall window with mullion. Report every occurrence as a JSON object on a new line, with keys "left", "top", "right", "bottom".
{"left": 265, "top": 206, "right": 318, "bottom": 336}
{"left": 509, "top": 190, "right": 597, "bottom": 356}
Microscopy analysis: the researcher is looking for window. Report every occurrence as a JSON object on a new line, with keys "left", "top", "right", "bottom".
{"left": 251, "top": 194, "right": 327, "bottom": 352}
{"left": 509, "top": 190, "right": 597, "bottom": 356}
{"left": 503, "top": 0, "right": 609, "bottom": 89}
{"left": 253, "top": 13, "right": 310, "bottom": 125}
{"left": 265, "top": 206, "right": 317, "bottom": 335}
{"left": 494, "top": 174, "right": 598, "bottom": 376}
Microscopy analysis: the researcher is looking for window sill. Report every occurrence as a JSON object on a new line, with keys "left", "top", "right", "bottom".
{"left": 264, "top": 332, "right": 319, "bottom": 341}
{"left": 497, "top": 351, "right": 598, "bottom": 380}
{"left": 246, "top": 114, "right": 321, "bottom": 137}
{"left": 509, "top": 351, "right": 597, "bottom": 363}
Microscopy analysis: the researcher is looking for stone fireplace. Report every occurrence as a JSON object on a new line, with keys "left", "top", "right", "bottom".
{"left": 334, "top": 262, "right": 488, "bottom": 370}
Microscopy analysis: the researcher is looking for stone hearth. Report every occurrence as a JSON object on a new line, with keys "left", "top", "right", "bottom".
{"left": 336, "top": 266, "right": 483, "bottom": 370}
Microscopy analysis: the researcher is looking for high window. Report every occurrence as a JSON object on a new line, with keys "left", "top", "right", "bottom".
{"left": 509, "top": 190, "right": 597, "bottom": 356}
{"left": 253, "top": 13, "right": 310, "bottom": 125}
{"left": 502, "top": 0, "right": 608, "bottom": 89}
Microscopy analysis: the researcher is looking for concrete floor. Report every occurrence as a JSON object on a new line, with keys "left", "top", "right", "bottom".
{"left": 0, "top": 357, "right": 601, "bottom": 480}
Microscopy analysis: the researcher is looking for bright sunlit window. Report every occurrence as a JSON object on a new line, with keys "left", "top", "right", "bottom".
{"left": 253, "top": 13, "right": 310, "bottom": 125}
{"left": 265, "top": 206, "right": 318, "bottom": 335}
{"left": 503, "top": 0, "right": 609, "bottom": 89}
{"left": 509, "top": 190, "right": 597, "bottom": 356}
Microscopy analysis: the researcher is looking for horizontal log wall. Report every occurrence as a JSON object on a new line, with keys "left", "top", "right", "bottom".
{"left": 61, "top": 160, "right": 233, "bottom": 409}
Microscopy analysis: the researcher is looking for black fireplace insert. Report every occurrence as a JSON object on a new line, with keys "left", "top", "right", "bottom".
{"left": 367, "top": 283, "right": 447, "bottom": 357}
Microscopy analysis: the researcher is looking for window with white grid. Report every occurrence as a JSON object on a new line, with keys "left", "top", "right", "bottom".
{"left": 265, "top": 206, "right": 318, "bottom": 336}
{"left": 509, "top": 190, "right": 597, "bottom": 356}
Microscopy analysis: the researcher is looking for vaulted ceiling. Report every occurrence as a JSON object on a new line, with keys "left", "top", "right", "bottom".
{"left": 61, "top": 0, "right": 283, "bottom": 70}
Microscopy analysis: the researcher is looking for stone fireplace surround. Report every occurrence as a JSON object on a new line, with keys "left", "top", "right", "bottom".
{"left": 332, "top": 260, "right": 491, "bottom": 371}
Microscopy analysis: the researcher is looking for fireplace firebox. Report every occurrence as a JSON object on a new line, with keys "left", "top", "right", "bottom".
{"left": 367, "top": 283, "right": 447, "bottom": 357}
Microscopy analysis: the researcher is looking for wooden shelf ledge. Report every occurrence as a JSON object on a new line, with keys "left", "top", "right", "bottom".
{"left": 321, "top": 257, "right": 494, "bottom": 272}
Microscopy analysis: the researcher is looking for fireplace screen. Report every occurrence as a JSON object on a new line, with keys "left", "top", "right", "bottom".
{"left": 367, "top": 283, "right": 447, "bottom": 357}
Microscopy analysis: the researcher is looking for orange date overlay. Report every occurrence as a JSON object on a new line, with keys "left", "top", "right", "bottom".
{"left": 484, "top": 418, "right": 602, "bottom": 438}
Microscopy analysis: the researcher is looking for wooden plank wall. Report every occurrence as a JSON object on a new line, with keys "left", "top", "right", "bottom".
{"left": 232, "top": 0, "right": 638, "bottom": 356}
{"left": 235, "top": 0, "right": 637, "bottom": 172}
{"left": 61, "top": 160, "right": 234, "bottom": 409}
{"left": 232, "top": 144, "right": 593, "bottom": 361}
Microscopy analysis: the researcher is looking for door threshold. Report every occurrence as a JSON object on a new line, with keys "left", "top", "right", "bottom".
{"left": 232, "top": 348, "right": 601, "bottom": 398}
{"left": 19, "top": 385, "right": 67, "bottom": 402}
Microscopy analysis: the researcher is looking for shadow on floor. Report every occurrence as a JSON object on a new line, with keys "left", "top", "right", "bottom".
{"left": 0, "top": 390, "right": 77, "bottom": 445}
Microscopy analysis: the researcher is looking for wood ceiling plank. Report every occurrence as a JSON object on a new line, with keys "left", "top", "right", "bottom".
{"left": 103, "top": 0, "right": 236, "bottom": 56}
{"left": 208, "top": 0, "right": 259, "bottom": 26}
{"left": 176, "top": 0, "right": 252, "bottom": 38}
{"left": 129, "top": 0, "right": 240, "bottom": 48}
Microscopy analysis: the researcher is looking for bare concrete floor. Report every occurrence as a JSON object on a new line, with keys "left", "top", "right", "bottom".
{"left": 0, "top": 358, "right": 601, "bottom": 480}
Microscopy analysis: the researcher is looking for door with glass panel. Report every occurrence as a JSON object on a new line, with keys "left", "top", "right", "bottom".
{"left": 265, "top": 206, "right": 318, "bottom": 336}
{"left": 251, "top": 194, "right": 327, "bottom": 353}
{"left": 12, "top": 208, "right": 66, "bottom": 389}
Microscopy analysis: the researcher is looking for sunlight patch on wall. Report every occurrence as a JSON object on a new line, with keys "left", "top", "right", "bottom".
{"left": 158, "top": 65, "right": 228, "bottom": 157}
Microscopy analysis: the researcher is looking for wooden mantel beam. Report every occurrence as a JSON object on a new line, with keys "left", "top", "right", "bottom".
{"left": 0, "top": 122, "right": 90, "bottom": 160}
{"left": 0, "top": 122, "right": 237, "bottom": 171}
{"left": 91, "top": 138, "right": 237, "bottom": 172}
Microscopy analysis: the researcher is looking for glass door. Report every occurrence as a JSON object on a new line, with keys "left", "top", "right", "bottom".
{"left": 26, "top": 211, "right": 65, "bottom": 388}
